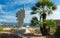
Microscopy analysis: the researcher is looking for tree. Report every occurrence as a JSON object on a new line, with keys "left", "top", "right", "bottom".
{"left": 31, "top": 0, "right": 57, "bottom": 35}
{"left": 54, "top": 26, "right": 60, "bottom": 38}
{"left": 43, "top": 20, "right": 56, "bottom": 34}
{"left": 43, "top": 20, "right": 56, "bottom": 28}
{"left": 30, "top": 17, "right": 39, "bottom": 27}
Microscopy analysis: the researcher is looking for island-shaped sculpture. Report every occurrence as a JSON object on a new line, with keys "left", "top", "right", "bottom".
{"left": 16, "top": 6, "right": 25, "bottom": 27}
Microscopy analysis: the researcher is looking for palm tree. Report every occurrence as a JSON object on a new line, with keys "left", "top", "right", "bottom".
{"left": 30, "top": 17, "right": 39, "bottom": 27}
{"left": 31, "top": 0, "right": 57, "bottom": 35}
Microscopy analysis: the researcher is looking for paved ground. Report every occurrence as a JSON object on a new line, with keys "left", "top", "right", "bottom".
{"left": 0, "top": 32, "right": 51, "bottom": 38}
{"left": 23, "top": 36, "right": 46, "bottom": 38}
{"left": 0, "top": 32, "right": 11, "bottom": 34}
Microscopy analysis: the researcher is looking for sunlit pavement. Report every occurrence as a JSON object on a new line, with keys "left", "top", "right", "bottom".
{"left": 0, "top": 32, "right": 11, "bottom": 34}
{"left": 23, "top": 36, "right": 46, "bottom": 38}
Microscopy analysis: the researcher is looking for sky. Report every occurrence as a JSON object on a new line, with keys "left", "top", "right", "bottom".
{"left": 0, "top": 0, "right": 60, "bottom": 23}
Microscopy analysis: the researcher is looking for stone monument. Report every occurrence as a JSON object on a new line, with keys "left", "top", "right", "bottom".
{"left": 16, "top": 5, "right": 25, "bottom": 27}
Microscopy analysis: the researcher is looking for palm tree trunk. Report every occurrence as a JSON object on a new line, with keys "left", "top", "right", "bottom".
{"left": 41, "top": 13, "right": 49, "bottom": 36}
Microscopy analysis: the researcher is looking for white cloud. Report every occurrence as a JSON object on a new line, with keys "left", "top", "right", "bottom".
{"left": 3, "top": 15, "right": 16, "bottom": 19}
{"left": 0, "top": 1, "right": 60, "bottom": 23}
{"left": 24, "top": 10, "right": 39, "bottom": 23}
{"left": 6, "top": 0, "right": 37, "bottom": 6}
{"left": 0, "top": 19, "right": 7, "bottom": 22}
{"left": 1, "top": 15, "right": 17, "bottom": 22}
{"left": 24, "top": 5, "right": 60, "bottom": 23}
{"left": 0, "top": 19, "right": 17, "bottom": 23}
{"left": 0, "top": 5, "right": 2, "bottom": 10}
{"left": 15, "top": 0, "right": 36, "bottom": 4}
{"left": 0, "top": 5, "right": 9, "bottom": 14}
{"left": 0, "top": 5, "right": 17, "bottom": 23}
{"left": 0, "top": 16, "right": 17, "bottom": 23}
{"left": 0, "top": 4, "right": 15, "bottom": 15}
{"left": 47, "top": 5, "right": 60, "bottom": 20}
{"left": 0, "top": 5, "right": 4, "bottom": 13}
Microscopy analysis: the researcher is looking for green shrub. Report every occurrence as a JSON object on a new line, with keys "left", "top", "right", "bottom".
{"left": 54, "top": 26, "right": 60, "bottom": 38}
{"left": 0, "top": 26, "right": 3, "bottom": 31}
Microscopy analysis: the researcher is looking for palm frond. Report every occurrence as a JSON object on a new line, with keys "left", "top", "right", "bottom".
{"left": 32, "top": 6, "right": 37, "bottom": 11}
{"left": 31, "top": 11, "right": 37, "bottom": 15}
{"left": 35, "top": 1, "right": 41, "bottom": 7}
{"left": 30, "top": 17, "right": 39, "bottom": 27}
{"left": 48, "top": 10, "right": 53, "bottom": 15}
{"left": 52, "top": 5, "right": 57, "bottom": 10}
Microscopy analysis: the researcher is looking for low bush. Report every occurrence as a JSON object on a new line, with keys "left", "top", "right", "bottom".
{"left": 0, "top": 26, "right": 3, "bottom": 31}
{"left": 54, "top": 26, "right": 60, "bottom": 38}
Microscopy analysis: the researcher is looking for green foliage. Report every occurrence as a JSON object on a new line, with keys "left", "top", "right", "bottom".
{"left": 54, "top": 26, "right": 60, "bottom": 38}
{"left": 32, "top": 7, "right": 37, "bottom": 11}
{"left": 40, "top": 20, "right": 56, "bottom": 28}
{"left": 31, "top": 0, "right": 57, "bottom": 15}
{"left": 43, "top": 20, "right": 56, "bottom": 28}
{"left": 0, "top": 26, "right": 3, "bottom": 31}
{"left": 31, "top": 11, "right": 36, "bottom": 14}
{"left": 31, "top": 0, "right": 57, "bottom": 35}
{"left": 52, "top": 5, "right": 57, "bottom": 10}
{"left": 40, "top": 20, "right": 56, "bottom": 34}
{"left": 30, "top": 17, "right": 39, "bottom": 27}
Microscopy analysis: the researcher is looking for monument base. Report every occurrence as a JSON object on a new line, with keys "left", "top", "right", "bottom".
{"left": 13, "top": 27, "right": 30, "bottom": 35}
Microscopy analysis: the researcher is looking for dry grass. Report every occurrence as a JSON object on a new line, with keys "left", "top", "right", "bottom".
{"left": 0, "top": 33, "right": 22, "bottom": 38}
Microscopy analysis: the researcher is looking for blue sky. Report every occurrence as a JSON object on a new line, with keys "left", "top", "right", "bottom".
{"left": 0, "top": 0, "right": 60, "bottom": 23}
